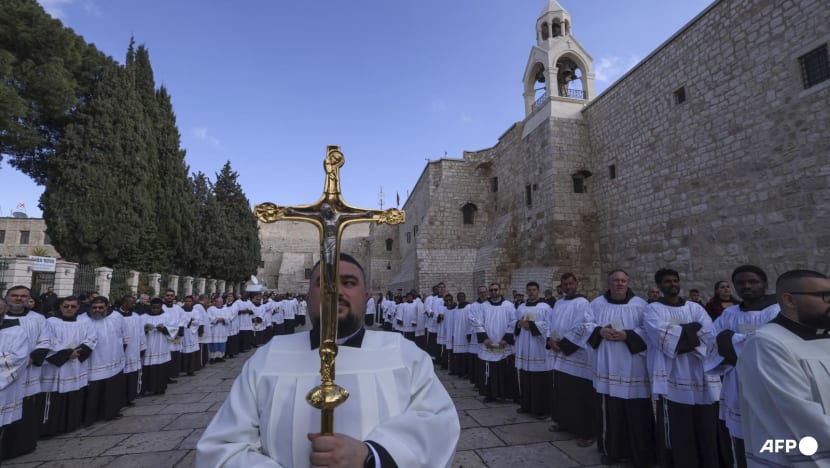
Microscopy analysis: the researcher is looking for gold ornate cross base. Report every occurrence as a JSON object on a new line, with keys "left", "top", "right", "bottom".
{"left": 253, "top": 145, "right": 405, "bottom": 434}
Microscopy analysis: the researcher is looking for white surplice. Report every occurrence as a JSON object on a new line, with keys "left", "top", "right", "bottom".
{"left": 141, "top": 312, "right": 177, "bottom": 366}
{"left": 79, "top": 312, "right": 126, "bottom": 381}
{"left": 705, "top": 300, "right": 779, "bottom": 438}
{"left": 118, "top": 310, "right": 146, "bottom": 373}
{"left": 0, "top": 320, "right": 30, "bottom": 426}
{"left": 644, "top": 300, "right": 721, "bottom": 404}
{"left": 589, "top": 294, "right": 651, "bottom": 399}
{"left": 549, "top": 296, "right": 593, "bottom": 380}
{"left": 41, "top": 317, "right": 97, "bottom": 393}
{"left": 739, "top": 318, "right": 830, "bottom": 468}
{"left": 196, "top": 330, "right": 460, "bottom": 468}
{"left": 514, "top": 300, "right": 553, "bottom": 372}
{"left": 474, "top": 299, "right": 517, "bottom": 362}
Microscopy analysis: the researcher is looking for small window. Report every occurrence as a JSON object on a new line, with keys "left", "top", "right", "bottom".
{"left": 0, "top": 230, "right": 5, "bottom": 244}
{"left": 462, "top": 203, "right": 478, "bottom": 225}
{"left": 799, "top": 44, "right": 829, "bottom": 89}
{"left": 490, "top": 177, "right": 499, "bottom": 193}
{"left": 385, "top": 238, "right": 393, "bottom": 251}
{"left": 406, "top": 232, "right": 411, "bottom": 244}
{"left": 259, "top": 261, "right": 265, "bottom": 268}
{"left": 19, "top": 230, "right": 30, "bottom": 245}
{"left": 525, "top": 185, "right": 532, "bottom": 207}
{"left": 43, "top": 231, "right": 51, "bottom": 245}
{"left": 572, "top": 170, "right": 591, "bottom": 194}
{"left": 414, "top": 225, "right": 418, "bottom": 237}
{"left": 609, "top": 164, "right": 617, "bottom": 179}
{"left": 304, "top": 269, "right": 312, "bottom": 280}
{"left": 673, "top": 86, "right": 686, "bottom": 104}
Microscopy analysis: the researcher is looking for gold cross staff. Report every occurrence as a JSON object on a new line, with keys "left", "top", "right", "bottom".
{"left": 253, "top": 145, "right": 405, "bottom": 434}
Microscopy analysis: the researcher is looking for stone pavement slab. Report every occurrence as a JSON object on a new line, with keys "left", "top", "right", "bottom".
{"left": 5, "top": 325, "right": 611, "bottom": 467}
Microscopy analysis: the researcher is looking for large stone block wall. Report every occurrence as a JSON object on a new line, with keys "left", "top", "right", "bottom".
{"left": 583, "top": 0, "right": 830, "bottom": 295}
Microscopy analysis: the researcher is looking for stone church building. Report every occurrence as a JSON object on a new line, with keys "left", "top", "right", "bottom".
{"left": 258, "top": 0, "right": 829, "bottom": 298}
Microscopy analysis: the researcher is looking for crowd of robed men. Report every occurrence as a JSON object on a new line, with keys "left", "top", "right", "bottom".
{"left": 0, "top": 285, "right": 309, "bottom": 463}
{"left": 372, "top": 265, "right": 830, "bottom": 468}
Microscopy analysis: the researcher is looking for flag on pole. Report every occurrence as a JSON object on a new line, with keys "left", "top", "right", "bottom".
{"left": 16, "top": 201, "right": 25, "bottom": 211}
{"left": 396, "top": 192, "right": 400, "bottom": 207}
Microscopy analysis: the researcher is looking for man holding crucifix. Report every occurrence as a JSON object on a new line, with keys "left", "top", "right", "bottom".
{"left": 197, "top": 146, "right": 459, "bottom": 467}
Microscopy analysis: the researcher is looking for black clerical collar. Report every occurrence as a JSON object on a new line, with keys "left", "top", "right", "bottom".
{"left": 524, "top": 299, "right": 543, "bottom": 307}
{"left": 309, "top": 327, "right": 366, "bottom": 350}
{"left": 119, "top": 309, "right": 133, "bottom": 317}
{"left": 488, "top": 298, "right": 505, "bottom": 306}
{"left": 657, "top": 297, "right": 686, "bottom": 307}
{"left": 59, "top": 314, "right": 78, "bottom": 322}
{"left": 458, "top": 302, "right": 469, "bottom": 308}
{"left": 0, "top": 318, "right": 20, "bottom": 329}
{"left": 603, "top": 288, "right": 636, "bottom": 305}
{"left": 563, "top": 294, "right": 586, "bottom": 301}
{"left": 772, "top": 313, "right": 830, "bottom": 340}
{"left": 739, "top": 294, "right": 778, "bottom": 312}
{"left": 476, "top": 298, "right": 487, "bottom": 303}
{"left": 446, "top": 304, "right": 457, "bottom": 310}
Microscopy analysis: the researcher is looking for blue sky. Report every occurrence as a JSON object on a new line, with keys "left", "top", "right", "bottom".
{"left": 3, "top": 0, "right": 712, "bottom": 217}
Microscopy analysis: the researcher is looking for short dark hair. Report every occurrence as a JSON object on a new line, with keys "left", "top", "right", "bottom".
{"left": 311, "top": 253, "right": 366, "bottom": 283}
{"left": 560, "top": 273, "right": 576, "bottom": 282}
{"left": 689, "top": 289, "right": 700, "bottom": 294}
{"left": 732, "top": 265, "right": 768, "bottom": 283}
{"left": 91, "top": 296, "right": 109, "bottom": 306}
{"left": 150, "top": 298, "right": 164, "bottom": 305}
{"left": 5, "top": 285, "right": 31, "bottom": 297}
{"left": 526, "top": 281, "right": 540, "bottom": 289}
{"left": 654, "top": 268, "right": 680, "bottom": 284}
{"left": 776, "top": 269, "right": 827, "bottom": 297}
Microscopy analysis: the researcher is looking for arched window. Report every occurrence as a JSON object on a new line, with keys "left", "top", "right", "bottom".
{"left": 541, "top": 22, "right": 550, "bottom": 40}
{"left": 385, "top": 238, "right": 393, "bottom": 251}
{"left": 462, "top": 203, "right": 478, "bottom": 225}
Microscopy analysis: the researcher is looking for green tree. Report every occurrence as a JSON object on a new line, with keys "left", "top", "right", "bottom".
{"left": 210, "top": 162, "right": 262, "bottom": 281}
{"left": 40, "top": 62, "right": 156, "bottom": 268}
{"left": 0, "top": 0, "right": 112, "bottom": 183}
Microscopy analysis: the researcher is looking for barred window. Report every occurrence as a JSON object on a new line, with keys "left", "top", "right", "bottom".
{"left": 799, "top": 44, "right": 829, "bottom": 89}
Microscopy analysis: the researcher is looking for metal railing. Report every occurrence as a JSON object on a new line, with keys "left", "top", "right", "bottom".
{"left": 534, "top": 92, "right": 548, "bottom": 109}
{"left": 559, "top": 88, "right": 586, "bottom": 99}
{"left": 73, "top": 264, "right": 96, "bottom": 296}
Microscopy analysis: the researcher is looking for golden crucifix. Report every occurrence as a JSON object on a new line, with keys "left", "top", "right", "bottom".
{"left": 253, "top": 145, "right": 405, "bottom": 434}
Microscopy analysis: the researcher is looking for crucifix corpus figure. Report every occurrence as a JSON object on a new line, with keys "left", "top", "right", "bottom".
{"left": 197, "top": 146, "right": 460, "bottom": 468}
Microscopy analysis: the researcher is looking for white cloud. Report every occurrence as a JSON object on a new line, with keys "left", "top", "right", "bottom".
{"left": 594, "top": 55, "right": 641, "bottom": 83}
{"left": 38, "top": 0, "right": 73, "bottom": 20}
{"left": 191, "top": 127, "right": 223, "bottom": 148}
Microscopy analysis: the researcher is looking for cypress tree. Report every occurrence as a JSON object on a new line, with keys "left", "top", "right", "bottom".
{"left": 40, "top": 62, "right": 155, "bottom": 267}
{"left": 211, "top": 162, "right": 262, "bottom": 281}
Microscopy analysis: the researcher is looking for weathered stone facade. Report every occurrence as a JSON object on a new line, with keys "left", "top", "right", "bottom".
{"left": 262, "top": 0, "right": 830, "bottom": 299}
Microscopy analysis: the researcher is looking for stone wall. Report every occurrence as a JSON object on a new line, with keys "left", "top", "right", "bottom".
{"left": 583, "top": 0, "right": 830, "bottom": 295}
{"left": 0, "top": 217, "right": 60, "bottom": 258}
{"left": 257, "top": 221, "right": 370, "bottom": 293}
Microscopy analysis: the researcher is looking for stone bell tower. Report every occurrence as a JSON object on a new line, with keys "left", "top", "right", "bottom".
{"left": 522, "top": 0, "right": 595, "bottom": 121}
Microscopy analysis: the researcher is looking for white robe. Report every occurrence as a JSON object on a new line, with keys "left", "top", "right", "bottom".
{"left": 208, "top": 306, "right": 231, "bottom": 343}
{"left": 514, "top": 300, "right": 553, "bottom": 372}
{"left": 738, "top": 319, "right": 830, "bottom": 468}
{"left": 474, "top": 299, "right": 516, "bottom": 362}
{"left": 11, "top": 311, "right": 53, "bottom": 397}
{"left": 41, "top": 317, "right": 97, "bottom": 393}
{"left": 644, "top": 300, "right": 721, "bottom": 404}
{"left": 119, "top": 311, "right": 146, "bottom": 374}
{"left": 588, "top": 295, "right": 651, "bottom": 399}
{"left": 425, "top": 295, "right": 440, "bottom": 334}
{"left": 163, "top": 304, "right": 186, "bottom": 352}
{"left": 196, "top": 330, "right": 460, "bottom": 467}
{"left": 142, "top": 313, "right": 177, "bottom": 366}
{"left": 194, "top": 304, "right": 212, "bottom": 344}
{"left": 450, "top": 303, "right": 473, "bottom": 354}
{"left": 237, "top": 300, "right": 254, "bottom": 332}
{"left": 549, "top": 297, "right": 593, "bottom": 380}
{"left": 705, "top": 301, "right": 780, "bottom": 438}
{"left": 414, "top": 298, "right": 426, "bottom": 337}
{"left": 180, "top": 308, "right": 204, "bottom": 353}
{"left": 0, "top": 320, "right": 30, "bottom": 426}
{"left": 79, "top": 312, "right": 126, "bottom": 381}
{"left": 395, "top": 302, "right": 419, "bottom": 333}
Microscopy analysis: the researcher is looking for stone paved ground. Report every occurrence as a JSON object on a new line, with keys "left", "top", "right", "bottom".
{"left": 6, "top": 326, "right": 621, "bottom": 467}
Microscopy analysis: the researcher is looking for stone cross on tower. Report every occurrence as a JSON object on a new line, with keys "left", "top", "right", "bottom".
{"left": 253, "top": 145, "right": 405, "bottom": 434}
